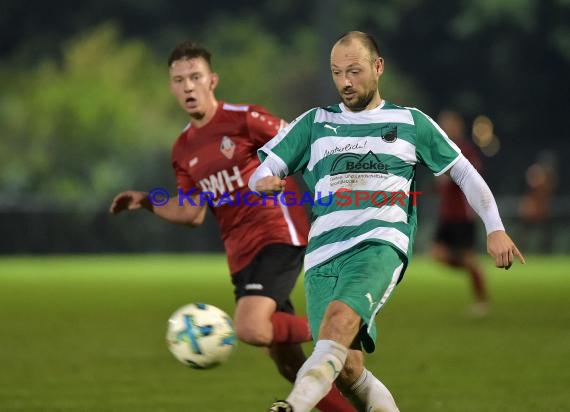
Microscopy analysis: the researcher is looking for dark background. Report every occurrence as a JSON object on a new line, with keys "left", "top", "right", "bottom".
{"left": 1, "top": 0, "right": 568, "bottom": 254}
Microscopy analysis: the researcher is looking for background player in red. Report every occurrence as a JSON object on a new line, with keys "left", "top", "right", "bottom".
{"left": 518, "top": 151, "right": 558, "bottom": 253}
{"left": 431, "top": 110, "right": 490, "bottom": 315}
{"left": 109, "top": 41, "right": 354, "bottom": 412}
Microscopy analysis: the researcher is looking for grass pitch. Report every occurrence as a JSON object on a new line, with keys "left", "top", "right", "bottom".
{"left": 0, "top": 254, "right": 568, "bottom": 411}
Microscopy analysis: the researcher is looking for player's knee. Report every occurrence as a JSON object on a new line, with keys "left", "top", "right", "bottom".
{"left": 321, "top": 302, "right": 361, "bottom": 342}
{"left": 235, "top": 322, "right": 272, "bottom": 346}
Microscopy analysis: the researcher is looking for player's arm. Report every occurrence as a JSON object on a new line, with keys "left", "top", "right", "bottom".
{"left": 412, "top": 108, "right": 524, "bottom": 269}
{"left": 447, "top": 156, "right": 525, "bottom": 269}
{"left": 249, "top": 156, "right": 288, "bottom": 194}
{"left": 245, "top": 107, "right": 289, "bottom": 193}
{"left": 248, "top": 108, "right": 316, "bottom": 194}
{"left": 109, "top": 191, "right": 206, "bottom": 227}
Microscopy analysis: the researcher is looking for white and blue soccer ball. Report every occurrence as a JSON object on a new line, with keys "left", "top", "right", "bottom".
{"left": 166, "top": 303, "right": 237, "bottom": 369}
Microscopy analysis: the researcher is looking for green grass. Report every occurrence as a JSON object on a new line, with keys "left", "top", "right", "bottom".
{"left": 0, "top": 254, "right": 568, "bottom": 411}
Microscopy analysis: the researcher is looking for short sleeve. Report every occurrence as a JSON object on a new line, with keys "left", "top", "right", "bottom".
{"left": 412, "top": 109, "right": 461, "bottom": 175}
{"left": 171, "top": 142, "right": 200, "bottom": 192}
{"left": 257, "top": 108, "right": 316, "bottom": 176}
{"left": 246, "top": 106, "right": 287, "bottom": 146}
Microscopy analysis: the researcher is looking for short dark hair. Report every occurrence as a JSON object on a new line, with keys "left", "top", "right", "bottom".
{"left": 335, "top": 31, "right": 381, "bottom": 60}
{"left": 168, "top": 41, "right": 213, "bottom": 69}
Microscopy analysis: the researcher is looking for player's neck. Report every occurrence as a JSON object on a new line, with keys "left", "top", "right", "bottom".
{"left": 366, "top": 93, "right": 383, "bottom": 111}
{"left": 189, "top": 99, "right": 219, "bottom": 128}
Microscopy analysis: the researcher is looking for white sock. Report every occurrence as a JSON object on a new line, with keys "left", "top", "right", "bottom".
{"left": 350, "top": 369, "right": 399, "bottom": 412}
{"left": 286, "top": 340, "right": 348, "bottom": 412}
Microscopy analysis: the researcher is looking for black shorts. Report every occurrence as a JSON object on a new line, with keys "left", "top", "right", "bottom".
{"left": 434, "top": 221, "right": 476, "bottom": 250}
{"left": 231, "top": 243, "right": 305, "bottom": 314}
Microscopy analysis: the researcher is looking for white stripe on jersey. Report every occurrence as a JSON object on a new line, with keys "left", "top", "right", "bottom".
{"left": 309, "top": 206, "right": 408, "bottom": 240}
{"left": 307, "top": 136, "right": 417, "bottom": 171}
{"left": 278, "top": 201, "right": 302, "bottom": 246}
{"left": 223, "top": 103, "right": 249, "bottom": 112}
{"left": 264, "top": 152, "right": 290, "bottom": 177}
{"left": 304, "top": 226, "right": 409, "bottom": 271}
{"left": 341, "top": 99, "right": 386, "bottom": 112}
{"left": 314, "top": 173, "right": 411, "bottom": 197}
{"left": 315, "top": 108, "right": 414, "bottom": 126}
{"left": 366, "top": 262, "right": 403, "bottom": 334}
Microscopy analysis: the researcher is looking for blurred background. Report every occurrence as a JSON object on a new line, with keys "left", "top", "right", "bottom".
{"left": 1, "top": 2, "right": 569, "bottom": 411}
{"left": 1, "top": 0, "right": 569, "bottom": 255}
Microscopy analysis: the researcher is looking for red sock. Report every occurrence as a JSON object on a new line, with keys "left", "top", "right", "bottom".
{"left": 316, "top": 385, "right": 356, "bottom": 412}
{"left": 270, "top": 312, "right": 312, "bottom": 344}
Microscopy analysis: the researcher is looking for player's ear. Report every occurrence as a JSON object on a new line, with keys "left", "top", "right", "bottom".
{"left": 375, "top": 57, "right": 384, "bottom": 77}
{"left": 210, "top": 73, "right": 219, "bottom": 91}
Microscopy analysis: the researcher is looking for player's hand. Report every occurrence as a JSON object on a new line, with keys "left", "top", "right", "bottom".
{"left": 109, "top": 191, "right": 148, "bottom": 214}
{"left": 254, "top": 176, "right": 286, "bottom": 195}
{"left": 487, "top": 230, "right": 526, "bottom": 270}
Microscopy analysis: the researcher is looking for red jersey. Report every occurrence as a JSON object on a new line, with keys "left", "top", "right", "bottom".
{"left": 171, "top": 102, "right": 309, "bottom": 274}
{"left": 438, "top": 139, "right": 483, "bottom": 222}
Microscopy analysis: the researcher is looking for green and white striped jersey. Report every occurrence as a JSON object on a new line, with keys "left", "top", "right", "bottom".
{"left": 258, "top": 100, "right": 461, "bottom": 271}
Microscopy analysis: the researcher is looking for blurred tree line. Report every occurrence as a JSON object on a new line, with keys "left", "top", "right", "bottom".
{"left": 0, "top": 0, "right": 568, "bottom": 253}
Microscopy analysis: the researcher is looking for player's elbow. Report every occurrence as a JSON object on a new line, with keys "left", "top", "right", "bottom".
{"left": 188, "top": 211, "right": 206, "bottom": 227}
{"left": 183, "top": 204, "right": 206, "bottom": 227}
{"left": 186, "top": 218, "right": 204, "bottom": 227}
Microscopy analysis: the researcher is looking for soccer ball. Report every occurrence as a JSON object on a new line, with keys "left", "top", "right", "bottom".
{"left": 166, "top": 303, "right": 237, "bottom": 369}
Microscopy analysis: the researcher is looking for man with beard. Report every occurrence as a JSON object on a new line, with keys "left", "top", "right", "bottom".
{"left": 250, "top": 31, "right": 525, "bottom": 412}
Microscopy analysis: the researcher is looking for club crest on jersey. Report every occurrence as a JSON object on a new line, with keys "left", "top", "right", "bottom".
{"left": 220, "top": 136, "right": 236, "bottom": 159}
{"left": 381, "top": 126, "right": 398, "bottom": 143}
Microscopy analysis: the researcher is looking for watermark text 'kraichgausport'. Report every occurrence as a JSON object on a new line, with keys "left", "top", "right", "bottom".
{"left": 147, "top": 188, "right": 422, "bottom": 208}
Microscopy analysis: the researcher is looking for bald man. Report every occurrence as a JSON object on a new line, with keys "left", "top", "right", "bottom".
{"left": 252, "top": 31, "right": 524, "bottom": 412}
